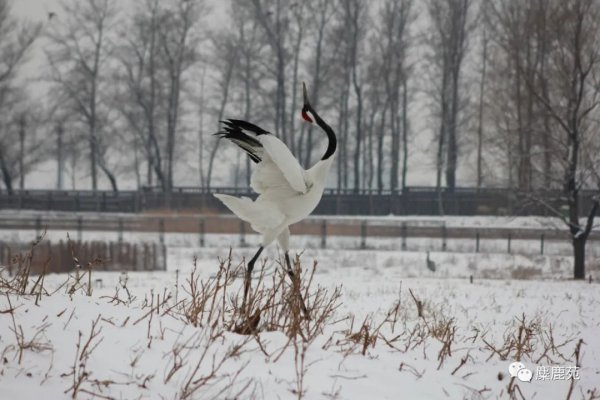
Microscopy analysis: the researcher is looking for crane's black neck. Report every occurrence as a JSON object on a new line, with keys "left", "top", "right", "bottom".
{"left": 306, "top": 106, "right": 337, "bottom": 161}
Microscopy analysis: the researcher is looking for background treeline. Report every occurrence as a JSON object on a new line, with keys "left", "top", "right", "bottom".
{"left": 1, "top": 0, "right": 600, "bottom": 197}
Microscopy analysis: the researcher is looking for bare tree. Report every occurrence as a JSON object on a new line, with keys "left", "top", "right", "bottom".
{"left": 230, "top": 3, "right": 268, "bottom": 185}
{"left": 486, "top": 0, "right": 555, "bottom": 192}
{"left": 0, "top": 95, "right": 48, "bottom": 193}
{"left": 45, "top": 0, "right": 120, "bottom": 191}
{"left": 376, "top": 0, "right": 413, "bottom": 193}
{"left": 523, "top": 0, "right": 600, "bottom": 279}
{"left": 344, "top": 0, "right": 368, "bottom": 192}
{"left": 205, "top": 31, "right": 237, "bottom": 189}
{"left": 250, "top": 0, "right": 292, "bottom": 142}
{"left": 0, "top": 0, "right": 42, "bottom": 194}
{"left": 158, "top": 0, "right": 207, "bottom": 192}
{"left": 0, "top": 0, "right": 41, "bottom": 89}
{"left": 426, "top": 0, "right": 473, "bottom": 195}
{"left": 300, "top": 0, "right": 335, "bottom": 167}
{"left": 116, "top": 0, "right": 167, "bottom": 189}
{"left": 476, "top": 0, "right": 490, "bottom": 189}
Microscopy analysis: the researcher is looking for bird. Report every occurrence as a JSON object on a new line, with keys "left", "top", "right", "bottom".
{"left": 48, "top": 12, "right": 56, "bottom": 20}
{"left": 426, "top": 251, "right": 436, "bottom": 273}
{"left": 213, "top": 82, "right": 337, "bottom": 317}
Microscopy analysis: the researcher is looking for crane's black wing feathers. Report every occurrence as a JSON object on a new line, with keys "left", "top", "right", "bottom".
{"left": 214, "top": 119, "right": 271, "bottom": 163}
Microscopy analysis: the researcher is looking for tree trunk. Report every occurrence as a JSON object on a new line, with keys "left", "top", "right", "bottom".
{"left": 390, "top": 99, "right": 399, "bottom": 193}
{"left": 18, "top": 116, "right": 25, "bottom": 190}
{"left": 90, "top": 124, "right": 98, "bottom": 191}
{"left": 376, "top": 106, "right": 387, "bottom": 193}
{"left": 476, "top": 28, "right": 487, "bottom": 189}
{"left": 288, "top": 13, "right": 303, "bottom": 155}
{"left": 0, "top": 152, "right": 13, "bottom": 195}
{"left": 56, "top": 123, "right": 64, "bottom": 189}
{"left": 401, "top": 78, "right": 409, "bottom": 192}
{"left": 99, "top": 162, "right": 119, "bottom": 192}
{"left": 133, "top": 139, "right": 141, "bottom": 189}
{"left": 573, "top": 237, "right": 585, "bottom": 280}
{"left": 352, "top": 83, "right": 363, "bottom": 192}
{"left": 303, "top": 21, "right": 325, "bottom": 167}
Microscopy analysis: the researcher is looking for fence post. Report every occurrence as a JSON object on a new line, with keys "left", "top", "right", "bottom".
{"left": 7, "top": 246, "right": 12, "bottom": 276}
{"left": 401, "top": 222, "right": 407, "bottom": 250}
{"left": 198, "top": 219, "right": 205, "bottom": 247}
{"left": 77, "top": 216, "right": 83, "bottom": 242}
{"left": 118, "top": 217, "right": 123, "bottom": 242}
{"left": 142, "top": 244, "right": 148, "bottom": 270}
{"left": 159, "top": 219, "right": 165, "bottom": 244}
{"left": 540, "top": 234, "right": 544, "bottom": 255}
{"left": 441, "top": 224, "right": 447, "bottom": 251}
{"left": 132, "top": 244, "right": 137, "bottom": 270}
{"left": 507, "top": 232, "right": 512, "bottom": 254}
{"left": 360, "top": 220, "right": 367, "bottom": 249}
{"left": 152, "top": 243, "right": 157, "bottom": 271}
{"left": 321, "top": 220, "right": 327, "bottom": 249}
{"left": 35, "top": 216, "right": 42, "bottom": 237}
{"left": 109, "top": 242, "right": 114, "bottom": 266}
{"left": 475, "top": 231, "right": 480, "bottom": 253}
{"left": 240, "top": 221, "right": 246, "bottom": 247}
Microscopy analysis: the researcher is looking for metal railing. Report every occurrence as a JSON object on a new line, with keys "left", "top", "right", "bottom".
{"left": 0, "top": 187, "right": 598, "bottom": 216}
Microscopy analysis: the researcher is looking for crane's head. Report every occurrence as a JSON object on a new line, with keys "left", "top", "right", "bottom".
{"left": 300, "top": 81, "right": 337, "bottom": 160}
{"left": 301, "top": 82, "right": 314, "bottom": 124}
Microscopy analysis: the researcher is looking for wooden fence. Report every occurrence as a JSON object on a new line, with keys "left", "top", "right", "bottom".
{"left": 0, "top": 240, "right": 166, "bottom": 276}
{"left": 1, "top": 213, "right": 599, "bottom": 256}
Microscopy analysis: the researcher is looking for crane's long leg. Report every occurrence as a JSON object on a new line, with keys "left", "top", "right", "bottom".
{"left": 277, "top": 228, "right": 309, "bottom": 318}
{"left": 284, "top": 251, "right": 310, "bottom": 318}
{"left": 243, "top": 246, "right": 263, "bottom": 312}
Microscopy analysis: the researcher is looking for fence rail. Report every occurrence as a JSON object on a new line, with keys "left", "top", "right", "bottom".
{"left": 1, "top": 187, "right": 599, "bottom": 216}
{"left": 1, "top": 214, "right": 598, "bottom": 257}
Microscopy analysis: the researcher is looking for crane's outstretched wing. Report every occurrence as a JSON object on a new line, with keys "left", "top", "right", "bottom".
{"left": 215, "top": 119, "right": 267, "bottom": 163}
{"left": 257, "top": 135, "right": 308, "bottom": 194}
{"left": 215, "top": 119, "right": 309, "bottom": 194}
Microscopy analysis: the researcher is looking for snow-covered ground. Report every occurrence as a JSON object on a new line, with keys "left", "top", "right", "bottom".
{"left": 1, "top": 238, "right": 600, "bottom": 399}
{"left": 1, "top": 214, "right": 599, "bottom": 399}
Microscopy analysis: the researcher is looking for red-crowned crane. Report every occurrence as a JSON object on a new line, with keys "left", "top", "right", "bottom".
{"left": 213, "top": 83, "right": 336, "bottom": 316}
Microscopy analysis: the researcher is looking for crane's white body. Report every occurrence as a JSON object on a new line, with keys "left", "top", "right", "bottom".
{"left": 214, "top": 134, "right": 334, "bottom": 250}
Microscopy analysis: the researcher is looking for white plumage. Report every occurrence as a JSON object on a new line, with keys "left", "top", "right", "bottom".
{"left": 214, "top": 142, "right": 333, "bottom": 245}
{"left": 213, "top": 83, "right": 337, "bottom": 316}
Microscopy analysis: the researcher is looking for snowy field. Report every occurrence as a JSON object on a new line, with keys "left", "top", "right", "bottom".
{"left": 1, "top": 227, "right": 600, "bottom": 399}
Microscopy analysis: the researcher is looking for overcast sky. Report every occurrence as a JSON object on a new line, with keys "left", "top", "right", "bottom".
{"left": 12, "top": 0, "right": 57, "bottom": 21}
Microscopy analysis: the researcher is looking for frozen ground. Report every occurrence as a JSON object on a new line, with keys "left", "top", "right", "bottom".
{"left": 1, "top": 241, "right": 600, "bottom": 399}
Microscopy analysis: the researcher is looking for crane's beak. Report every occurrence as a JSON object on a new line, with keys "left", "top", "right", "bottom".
{"left": 303, "top": 82, "right": 310, "bottom": 105}
{"left": 301, "top": 82, "right": 313, "bottom": 123}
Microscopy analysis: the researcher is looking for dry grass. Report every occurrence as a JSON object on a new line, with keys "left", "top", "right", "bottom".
{"left": 0, "top": 243, "right": 596, "bottom": 400}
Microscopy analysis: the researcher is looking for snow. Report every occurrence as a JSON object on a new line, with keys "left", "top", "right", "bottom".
{"left": 1, "top": 242, "right": 600, "bottom": 399}
{"left": 1, "top": 214, "right": 599, "bottom": 399}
